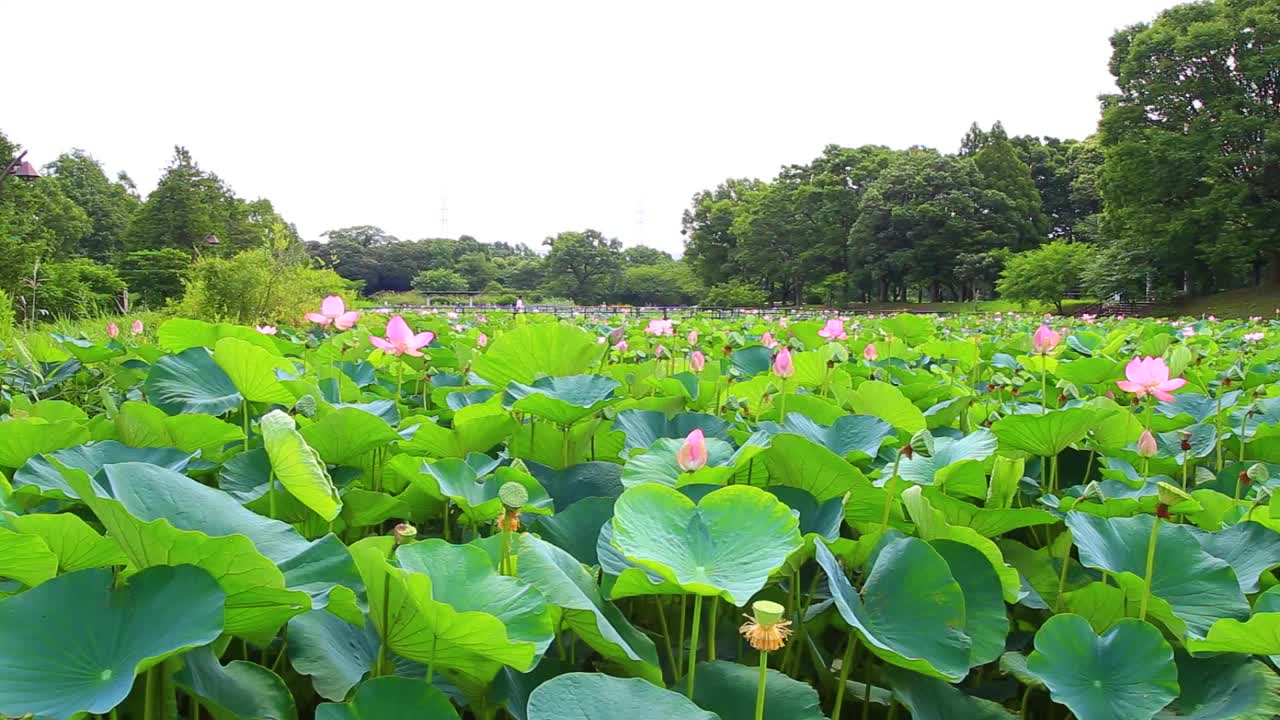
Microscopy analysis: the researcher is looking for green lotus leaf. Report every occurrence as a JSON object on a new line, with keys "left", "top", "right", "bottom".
{"left": 113, "top": 401, "right": 245, "bottom": 463}
{"left": 1056, "top": 357, "right": 1123, "bottom": 386}
{"left": 931, "top": 539, "right": 1008, "bottom": 667}
{"left": 985, "top": 455, "right": 1025, "bottom": 509}
{"left": 526, "top": 673, "right": 717, "bottom": 720}
{"left": 0, "top": 565, "right": 224, "bottom": 720}
{"left": 880, "top": 665, "right": 1017, "bottom": 720}
{"left": 1062, "top": 581, "right": 1129, "bottom": 633}
{"left": 261, "top": 409, "right": 342, "bottom": 522}
{"left": 158, "top": 317, "right": 283, "bottom": 355}
{"left": 14, "top": 440, "right": 196, "bottom": 499}
{"left": 214, "top": 336, "right": 296, "bottom": 405}
{"left": 0, "top": 527, "right": 57, "bottom": 587}
{"left": 4, "top": 511, "right": 127, "bottom": 573}
{"left": 922, "top": 488, "right": 1058, "bottom": 538}
{"left": 471, "top": 323, "right": 603, "bottom": 389}
{"left": 730, "top": 345, "right": 773, "bottom": 377}
{"left": 760, "top": 434, "right": 880, "bottom": 504}
{"left": 396, "top": 539, "right": 554, "bottom": 657}
{"left": 1026, "top": 614, "right": 1178, "bottom": 720}
{"left": 612, "top": 409, "right": 732, "bottom": 454}
{"left": 301, "top": 407, "right": 402, "bottom": 465}
{"left": 620, "top": 437, "right": 736, "bottom": 489}
{"left": 526, "top": 496, "right": 616, "bottom": 566}
{"left": 505, "top": 374, "right": 622, "bottom": 426}
{"left": 780, "top": 413, "right": 896, "bottom": 462}
{"left": 316, "top": 676, "right": 459, "bottom": 720}
{"left": 8, "top": 398, "right": 88, "bottom": 423}
{"left": 610, "top": 484, "right": 802, "bottom": 605}
{"left": 528, "top": 461, "right": 623, "bottom": 508}
{"left": 340, "top": 488, "right": 411, "bottom": 528}
{"left": 349, "top": 537, "right": 543, "bottom": 692}
{"left": 1065, "top": 512, "right": 1249, "bottom": 639}
{"left": 287, "top": 610, "right": 380, "bottom": 701}
{"left": 145, "top": 347, "right": 244, "bottom": 416}
{"left": 1156, "top": 652, "right": 1280, "bottom": 720}
{"left": 62, "top": 463, "right": 323, "bottom": 642}
{"left": 901, "top": 486, "right": 1021, "bottom": 602}
{"left": 898, "top": 429, "right": 997, "bottom": 497}
{"left": 815, "top": 537, "right": 972, "bottom": 681}
{"left": 882, "top": 313, "right": 935, "bottom": 343}
{"left": 0, "top": 417, "right": 89, "bottom": 470}
{"left": 515, "top": 534, "right": 660, "bottom": 684}
{"left": 991, "top": 407, "right": 1097, "bottom": 457}
{"left": 1190, "top": 520, "right": 1280, "bottom": 594}
{"left": 849, "top": 380, "right": 926, "bottom": 433}
{"left": 53, "top": 333, "right": 126, "bottom": 364}
{"left": 510, "top": 416, "right": 621, "bottom": 469}
{"left": 176, "top": 645, "right": 298, "bottom": 720}
{"left": 691, "top": 660, "right": 825, "bottom": 720}
{"left": 1187, "top": 585, "right": 1280, "bottom": 655}
{"left": 597, "top": 521, "right": 684, "bottom": 599}
{"left": 402, "top": 403, "right": 517, "bottom": 459}
{"left": 419, "top": 455, "right": 550, "bottom": 524}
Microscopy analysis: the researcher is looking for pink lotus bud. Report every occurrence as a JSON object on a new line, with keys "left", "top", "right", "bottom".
{"left": 131, "top": 320, "right": 144, "bottom": 335}
{"left": 773, "top": 347, "right": 794, "bottom": 378}
{"left": 687, "top": 329, "right": 699, "bottom": 345}
{"left": 690, "top": 350, "right": 706, "bottom": 372}
{"left": 477, "top": 333, "right": 488, "bottom": 347}
{"left": 1032, "top": 325, "right": 1061, "bottom": 354}
{"left": 863, "top": 343, "right": 879, "bottom": 361}
{"left": 1137, "top": 429, "right": 1158, "bottom": 459}
{"left": 107, "top": 322, "right": 119, "bottom": 338}
{"left": 676, "top": 429, "right": 708, "bottom": 472}
{"left": 655, "top": 344, "right": 667, "bottom": 358}
{"left": 613, "top": 340, "right": 628, "bottom": 352}
{"left": 762, "top": 332, "right": 778, "bottom": 349}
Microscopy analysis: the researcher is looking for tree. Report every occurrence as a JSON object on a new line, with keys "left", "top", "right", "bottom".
{"left": 615, "top": 262, "right": 703, "bottom": 305}
{"left": 542, "top": 229, "right": 623, "bottom": 303}
{"left": 412, "top": 269, "right": 469, "bottom": 293}
{"left": 974, "top": 136, "right": 1048, "bottom": 249}
{"left": 455, "top": 252, "right": 497, "bottom": 290}
{"left": 996, "top": 241, "right": 1091, "bottom": 312}
{"left": 321, "top": 225, "right": 399, "bottom": 247}
{"left": 1100, "top": 0, "right": 1280, "bottom": 294}
{"left": 43, "top": 150, "right": 140, "bottom": 260}
{"left": 681, "top": 179, "right": 762, "bottom": 286}
{"left": 623, "top": 245, "right": 671, "bottom": 266}
{"left": 702, "top": 280, "right": 768, "bottom": 306}
{"left": 117, "top": 249, "right": 190, "bottom": 308}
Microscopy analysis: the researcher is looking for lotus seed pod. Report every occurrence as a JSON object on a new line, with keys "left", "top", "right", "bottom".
{"left": 499, "top": 481, "right": 529, "bottom": 511}
{"left": 751, "top": 600, "right": 786, "bottom": 626}
{"left": 910, "top": 429, "right": 935, "bottom": 458}
{"left": 393, "top": 522, "right": 417, "bottom": 544}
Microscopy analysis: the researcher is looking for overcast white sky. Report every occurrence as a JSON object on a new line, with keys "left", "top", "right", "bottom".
{"left": 9, "top": 0, "right": 1179, "bottom": 255}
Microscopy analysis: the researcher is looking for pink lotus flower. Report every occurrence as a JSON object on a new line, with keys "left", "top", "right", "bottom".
{"left": 1182, "top": 326, "right": 1196, "bottom": 337}
{"left": 107, "top": 322, "right": 119, "bottom": 338}
{"left": 773, "top": 347, "right": 794, "bottom": 378}
{"left": 131, "top": 320, "right": 144, "bottom": 335}
{"left": 863, "top": 343, "right": 879, "bottom": 361}
{"left": 477, "top": 333, "right": 488, "bottom": 347}
{"left": 1208, "top": 315, "right": 1217, "bottom": 322}
{"left": 1245, "top": 332, "right": 1264, "bottom": 343}
{"left": 1081, "top": 313, "right": 1097, "bottom": 325}
{"left": 690, "top": 350, "right": 706, "bottom": 372}
{"left": 818, "top": 318, "right": 848, "bottom": 341}
{"left": 1137, "top": 429, "right": 1158, "bottom": 459}
{"left": 1116, "top": 356, "right": 1186, "bottom": 402}
{"left": 645, "top": 319, "right": 674, "bottom": 336}
{"left": 306, "top": 295, "right": 359, "bottom": 330}
{"left": 778, "top": 317, "right": 789, "bottom": 328}
{"left": 447, "top": 311, "right": 458, "bottom": 320}
{"left": 687, "top": 329, "right": 699, "bottom": 345}
{"left": 614, "top": 339, "right": 628, "bottom": 352}
{"left": 654, "top": 344, "right": 667, "bottom": 358}
{"left": 676, "top": 429, "right": 708, "bottom": 472}
{"left": 1032, "top": 325, "right": 1060, "bottom": 354}
{"left": 369, "top": 315, "right": 434, "bottom": 357}
{"left": 761, "top": 332, "right": 778, "bottom": 349}
{"left": 256, "top": 325, "right": 278, "bottom": 335}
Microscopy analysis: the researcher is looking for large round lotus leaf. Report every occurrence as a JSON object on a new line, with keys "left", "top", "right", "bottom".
{"left": 527, "top": 461, "right": 623, "bottom": 508}
{"left": 991, "top": 407, "right": 1097, "bottom": 457}
{"left": 471, "top": 323, "right": 603, "bottom": 389}
{"left": 1190, "top": 520, "right": 1280, "bottom": 594}
{"left": 849, "top": 380, "right": 926, "bottom": 433}
{"left": 730, "top": 345, "right": 773, "bottom": 377}
{"left": 526, "top": 673, "right": 717, "bottom": 720}
{"left": 0, "top": 527, "right": 57, "bottom": 587}
{"left": 109, "top": 401, "right": 245, "bottom": 463}
{"left": 760, "top": 434, "right": 881, "bottom": 504}
{"left": 526, "top": 496, "right": 616, "bottom": 566}
{"left": 779, "top": 413, "right": 895, "bottom": 461}
{"left": 931, "top": 539, "right": 1008, "bottom": 667}
{"left": 690, "top": 660, "right": 824, "bottom": 720}
{"left": 420, "top": 455, "right": 550, "bottom": 523}
{"left": 597, "top": 521, "right": 684, "bottom": 599}
{"left": 14, "top": 441, "right": 195, "bottom": 499}
{"left": 395, "top": 539, "right": 554, "bottom": 657}
{"left": 213, "top": 336, "right": 296, "bottom": 405}
{"left": 815, "top": 537, "right": 972, "bottom": 681}
{"left": 612, "top": 410, "right": 732, "bottom": 454}
{"left": 0, "top": 565, "right": 224, "bottom": 720}
{"left": 287, "top": 609, "right": 380, "bottom": 702}
{"left": 316, "top": 676, "right": 459, "bottom": 720}
{"left": 3, "top": 511, "right": 126, "bottom": 574}
{"left": 158, "top": 317, "right": 282, "bottom": 355}
{"left": 880, "top": 665, "right": 1017, "bottom": 720}
{"left": 620, "top": 437, "right": 736, "bottom": 489}
{"left": 901, "top": 486, "right": 1021, "bottom": 602}
{"left": 1156, "top": 652, "right": 1280, "bottom": 720}
{"left": 300, "top": 407, "right": 401, "bottom": 465}
{"left": 1027, "top": 614, "right": 1178, "bottom": 720}
{"left": 610, "top": 484, "right": 802, "bottom": 605}
{"left": 898, "top": 429, "right": 998, "bottom": 496}
{"left": 921, "top": 488, "right": 1057, "bottom": 538}
{"left": 403, "top": 404, "right": 517, "bottom": 459}
{"left": 261, "top": 409, "right": 342, "bottom": 522}
{"left": 1187, "top": 585, "right": 1280, "bottom": 655}
{"left": 0, "top": 417, "right": 89, "bottom": 471}
{"left": 349, "top": 537, "right": 543, "bottom": 693}
{"left": 515, "top": 534, "right": 660, "bottom": 683}
{"left": 145, "top": 347, "right": 244, "bottom": 416}
{"left": 1065, "top": 512, "right": 1248, "bottom": 639}
{"left": 176, "top": 645, "right": 297, "bottom": 720}
{"left": 505, "top": 374, "right": 621, "bottom": 426}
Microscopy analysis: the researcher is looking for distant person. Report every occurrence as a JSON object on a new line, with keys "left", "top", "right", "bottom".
{"left": 515, "top": 297, "right": 524, "bottom": 314}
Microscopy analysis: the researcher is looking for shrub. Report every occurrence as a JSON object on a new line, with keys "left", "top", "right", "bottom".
{"left": 0, "top": 288, "right": 13, "bottom": 339}
{"left": 22, "top": 258, "right": 125, "bottom": 322}
{"left": 412, "top": 269, "right": 469, "bottom": 293}
{"left": 117, "top": 249, "right": 190, "bottom": 309}
{"left": 996, "top": 241, "right": 1091, "bottom": 312}
{"left": 702, "top": 280, "right": 768, "bottom": 307}
{"left": 176, "top": 248, "right": 352, "bottom": 324}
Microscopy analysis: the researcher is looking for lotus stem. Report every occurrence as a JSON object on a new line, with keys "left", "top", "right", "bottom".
{"left": 677, "top": 595, "right": 687, "bottom": 677}
{"left": 832, "top": 632, "right": 858, "bottom": 719}
{"left": 754, "top": 649, "right": 769, "bottom": 720}
{"left": 242, "top": 401, "right": 250, "bottom": 451}
{"left": 142, "top": 666, "right": 158, "bottom": 720}
{"left": 686, "top": 594, "right": 704, "bottom": 697}
{"left": 1054, "top": 543, "right": 1071, "bottom": 612}
{"left": 1139, "top": 515, "right": 1161, "bottom": 622}
{"left": 708, "top": 597, "right": 718, "bottom": 662}
{"left": 861, "top": 651, "right": 873, "bottom": 720}
{"left": 1040, "top": 365, "right": 1048, "bottom": 414}
{"left": 654, "top": 596, "right": 676, "bottom": 680}
{"left": 878, "top": 453, "right": 904, "bottom": 532}
{"left": 1019, "top": 686, "right": 1033, "bottom": 718}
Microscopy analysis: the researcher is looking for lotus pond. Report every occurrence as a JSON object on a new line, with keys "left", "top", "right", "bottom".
{"left": 1, "top": 308, "right": 1279, "bottom": 720}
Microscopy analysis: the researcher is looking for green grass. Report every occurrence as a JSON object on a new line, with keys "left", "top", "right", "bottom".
{"left": 1156, "top": 284, "right": 1280, "bottom": 320}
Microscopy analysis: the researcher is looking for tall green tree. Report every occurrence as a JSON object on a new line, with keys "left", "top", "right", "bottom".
{"left": 42, "top": 150, "right": 140, "bottom": 260}
{"left": 680, "top": 179, "right": 762, "bottom": 286}
{"left": 541, "top": 229, "right": 623, "bottom": 303}
{"left": 974, "top": 136, "right": 1048, "bottom": 249}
